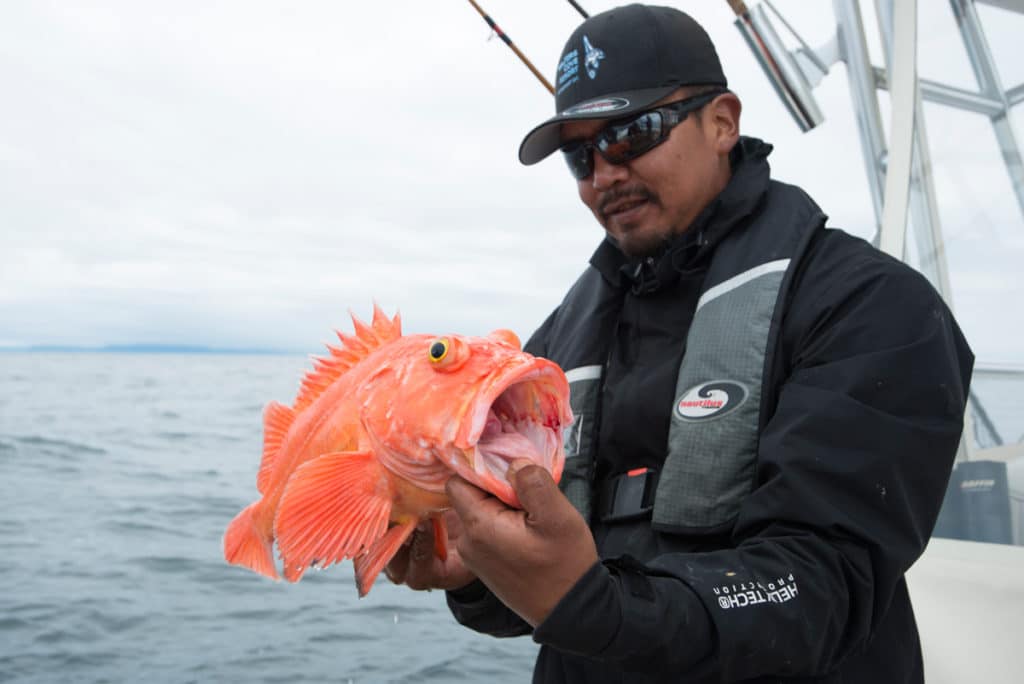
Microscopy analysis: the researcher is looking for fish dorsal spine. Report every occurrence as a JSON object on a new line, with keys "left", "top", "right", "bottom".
{"left": 292, "top": 303, "right": 402, "bottom": 413}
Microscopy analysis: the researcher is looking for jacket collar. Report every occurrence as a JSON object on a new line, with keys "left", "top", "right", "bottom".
{"left": 590, "top": 136, "right": 774, "bottom": 294}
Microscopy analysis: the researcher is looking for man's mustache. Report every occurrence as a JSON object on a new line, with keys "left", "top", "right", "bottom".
{"left": 599, "top": 186, "right": 659, "bottom": 217}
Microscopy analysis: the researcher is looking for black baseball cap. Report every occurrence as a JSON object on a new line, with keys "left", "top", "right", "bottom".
{"left": 518, "top": 4, "right": 727, "bottom": 165}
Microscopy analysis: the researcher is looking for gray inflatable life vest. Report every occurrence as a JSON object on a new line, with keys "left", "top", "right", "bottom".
{"left": 559, "top": 181, "right": 826, "bottom": 532}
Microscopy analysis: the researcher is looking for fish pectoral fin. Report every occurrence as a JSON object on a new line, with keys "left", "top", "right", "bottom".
{"left": 432, "top": 515, "right": 448, "bottom": 562}
{"left": 352, "top": 519, "right": 417, "bottom": 597}
{"left": 257, "top": 401, "right": 296, "bottom": 494}
{"left": 275, "top": 450, "right": 392, "bottom": 582}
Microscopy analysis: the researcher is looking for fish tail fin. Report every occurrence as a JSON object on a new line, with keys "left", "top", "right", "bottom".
{"left": 224, "top": 501, "right": 279, "bottom": 580}
{"left": 352, "top": 520, "right": 417, "bottom": 597}
{"left": 275, "top": 451, "right": 392, "bottom": 582}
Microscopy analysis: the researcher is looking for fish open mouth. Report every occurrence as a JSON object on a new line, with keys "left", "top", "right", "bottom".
{"left": 461, "top": 365, "right": 571, "bottom": 501}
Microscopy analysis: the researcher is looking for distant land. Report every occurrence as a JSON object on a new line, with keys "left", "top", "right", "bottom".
{"left": 1, "top": 344, "right": 300, "bottom": 355}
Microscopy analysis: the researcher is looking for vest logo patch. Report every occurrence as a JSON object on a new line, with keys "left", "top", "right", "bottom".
{"left": 674, "top": 381, "right": 749, "bottom": 421}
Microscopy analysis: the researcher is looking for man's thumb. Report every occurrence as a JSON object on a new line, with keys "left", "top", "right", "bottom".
{"left": 507, "top": 460, "right": 563, "bottom": 518}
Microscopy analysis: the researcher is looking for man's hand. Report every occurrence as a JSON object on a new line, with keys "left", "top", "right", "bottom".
{"left": 384, "top": 510, "right": 477, "bottom": 591}
{"left": 446, "top": 459, "right": 599, "bottom": 627}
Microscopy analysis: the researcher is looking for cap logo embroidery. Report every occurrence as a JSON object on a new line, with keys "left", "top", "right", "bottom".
{"left": 556, "top": 49, "right": 580, "bottom": 96}
{"left": 582, "top": 35, "right": 604, "bottom": 79}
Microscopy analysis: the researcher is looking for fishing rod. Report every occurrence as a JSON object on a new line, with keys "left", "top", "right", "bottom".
{"left": 725, "top": 0, "right": 823, "bottom": 132}
{"left": 566, "top": 0, "right": 589, "bottom": 18}
{"left": 466, "top": 0, "right": 555, "bottom": 94}
{"left": 725, "top": 0, "right": 749, "bottom": 16}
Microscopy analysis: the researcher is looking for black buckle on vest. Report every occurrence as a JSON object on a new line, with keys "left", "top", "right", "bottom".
{"left": 597, "top": 468, "right": 659, "bottom": 523}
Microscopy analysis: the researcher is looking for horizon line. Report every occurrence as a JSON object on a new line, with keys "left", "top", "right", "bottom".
{"left": 0, "top": 343, "right": 304, "bottom": 355}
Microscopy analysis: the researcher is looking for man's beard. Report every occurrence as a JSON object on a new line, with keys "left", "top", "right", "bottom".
{"left": 598, "top": 184, "right": 673, "bottom": 258}
{"left": 606, "top": 230, "right": 675, "bottom": 259}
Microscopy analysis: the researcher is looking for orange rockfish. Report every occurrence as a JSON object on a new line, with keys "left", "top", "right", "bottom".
{"left": 223, "top": 305, "right": 571, "bottom": 595}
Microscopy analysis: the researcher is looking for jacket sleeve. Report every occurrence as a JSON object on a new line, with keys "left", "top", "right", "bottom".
{"left": 532, "top": 248, "right": 974, "bottom": 679}
{"left": 443, "top": 309, "right": 562, "bottom": 638}
{"left": 445, "top": 579, "right": 533, "bottom": 637}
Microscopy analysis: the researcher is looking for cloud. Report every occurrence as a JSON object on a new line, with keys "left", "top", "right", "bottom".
{"left": 1, "top": 0, "right": 1022, "bottom": 365}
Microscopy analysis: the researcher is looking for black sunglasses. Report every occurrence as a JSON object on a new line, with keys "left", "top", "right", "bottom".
{"left": 560, "top": 89, "right": 727, "bottom": 180}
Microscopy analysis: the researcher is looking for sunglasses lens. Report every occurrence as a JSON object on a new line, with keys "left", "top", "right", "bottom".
{"left": 559, "top": 109, "right": 671, "bottom": 179}
{"left": 561, "top": 142, "right": 594, "bottom": 180}
{"left": 598, "top": 111, "right": 665, "bottom": 164}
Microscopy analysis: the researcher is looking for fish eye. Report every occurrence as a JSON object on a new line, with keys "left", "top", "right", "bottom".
{"left": 429, "top": 338, "right": 450, "bottom": 363}
{"left": 427, "top": 335, "right": 469, "bottom": 372}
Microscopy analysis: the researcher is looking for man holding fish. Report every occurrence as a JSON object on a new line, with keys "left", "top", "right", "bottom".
{"left": 388, "top": 5, "right": 974, "bottom": 683}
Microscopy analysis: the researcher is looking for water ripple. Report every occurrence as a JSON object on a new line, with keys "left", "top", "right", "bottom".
{"left": 156, "top": 431, "right": 193, "bottom": 441}
{"left": 34, "top": 628, "right": 97, "bottom": 645}
{"left": 87, "top": 610, "right": 148, "bottom": 635}
{"left": 11, "top": 435, "right": 106, "bottom": 456}
{"left": 56, "top": 651, "right": 121, "bottom": 668}
{"left": 0, "top": 617, "right": 31, "bottom": 631}
{"left": 103, "top": 519, "right": 193, "bottom": 539}
{"left": 308, "top": 630, "right": 375, "bottom": 644}
{"left": 130, "top": 556, "right": 202, "bottom": 574}
{"left": 222, "top": 608, "right": 282, "bottom": 621}
{"left": 349, "top": 602, "right": 437, "bottom": 618}
{"left": 397, "top": 657, "right": 463, "bottom": 682}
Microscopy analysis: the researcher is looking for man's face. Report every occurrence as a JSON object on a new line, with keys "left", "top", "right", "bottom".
{"left": 560, "top": 90, "right": 728, "bottom": 258}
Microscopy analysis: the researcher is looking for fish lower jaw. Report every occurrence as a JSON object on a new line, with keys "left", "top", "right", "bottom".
{"left": 472, "top": 445, "right": 514, "bottom": 480}
{"left": 469, "top": 425, "right": 562, "bottom": 503}
{"left": 454, "top": 446, "right": 515, "bottom": 504}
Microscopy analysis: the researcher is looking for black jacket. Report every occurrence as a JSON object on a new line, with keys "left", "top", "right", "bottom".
{"left": 447, "top": 138, "right": 974, "bottom": 683}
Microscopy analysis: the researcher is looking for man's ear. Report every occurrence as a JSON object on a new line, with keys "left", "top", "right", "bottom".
{"left": 708, "top": 93, "right": 741, "bottom": 154}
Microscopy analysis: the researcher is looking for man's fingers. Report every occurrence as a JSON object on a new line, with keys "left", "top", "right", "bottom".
{"left": 386, "top": 525, "right": 431, "bottom": 586}
{"left": 410, "top": 523, "right": 433, "bottom": 562}
{"left": 446, "top": 475, "right": 497, "bottom": 522}
{"left": 508, "top": 461, "right": 564, "bottom": 521}
{"left": 403, "top": 525, "right": 441, "bottom": 590}
{"left": 385, "top": 542, "right": 410, "bottom": 584}
{"left": 442, "top": 509, "right": 464, "bottom": 540}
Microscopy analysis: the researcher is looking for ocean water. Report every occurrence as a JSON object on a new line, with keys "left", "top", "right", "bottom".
{"left": 2, "top": 353, "right": 1021, "bottom": 684}
{"left": 0, "top": 353, "right": 539, "bottom": 684}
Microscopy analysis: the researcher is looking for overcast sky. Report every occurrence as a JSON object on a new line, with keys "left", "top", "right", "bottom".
{"left": 1, "top": 1, "right": 1022, "bottom": 363}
